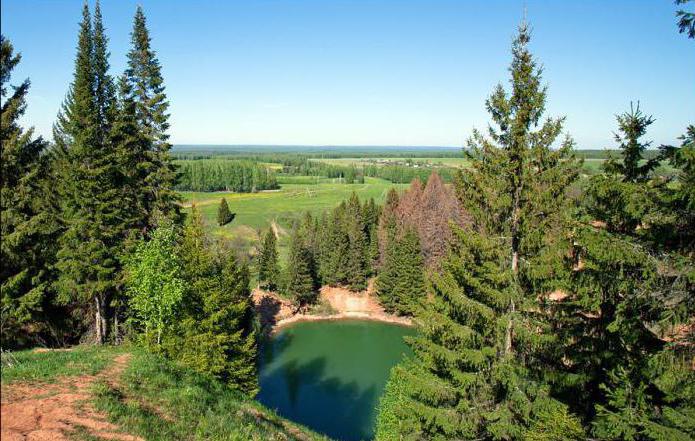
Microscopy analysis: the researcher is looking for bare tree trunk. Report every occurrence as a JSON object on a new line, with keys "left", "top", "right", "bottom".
{"left": 113, "top": 308, "right": 119, "bottom": 345}
{"left": 95, "top": 295, "right": 103, "bottom": 344}
{"left": 94, "top": 295, "right": 107, "bottom": 344}
{"left": 505, "top": 181, "right": 522, "bottom": 357}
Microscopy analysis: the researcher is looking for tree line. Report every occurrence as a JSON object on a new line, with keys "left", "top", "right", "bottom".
{"left": 174, "top": 159, "right": 279, "bottom": 192}
{"left": 256, "top": 172, "right": 463, "bottom": 316}
{"left": 375, "top": 21, "right": 694, "bottom": 441}
{"left": 1, "top": 3, "right": 256, "bottom": 395}
{"left": 257, "top": 194, "right": 380, "bottom": 308}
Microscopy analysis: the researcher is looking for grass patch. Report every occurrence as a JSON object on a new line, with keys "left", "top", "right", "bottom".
{"left": 180, "top": 177, "right": 406, "bottom": 233}
{"left": 0, "top": 345, "right": 119, "bottom": 385}
{"left": 92, "top": 347, "right": 329, "bottom": 441}
{"left": 307, "top": 299, "right": 338, "bottom": 316}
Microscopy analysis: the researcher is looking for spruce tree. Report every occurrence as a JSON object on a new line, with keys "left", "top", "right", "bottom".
{"left": 657, "top": 125, "right": 695, "bottom": 251}
{"left": 257, "top": 229, "right": 280, "bottom": 291}
{"left": 282, "top": 224, "right": 317, "bottom": 308}
{"left": 363, "top": 198, "right": 381, "bottom": 274}
{"left": 164, "top": 207, "right": 258, "bottom": 396}
{"left": 0, "top": 36, "right": 58, "bottom": 347}
{"left": 319, "top": 202, "right": 350, "bottom": 286}
{"left": 377, "top": 188, "right": 400, "bottom": 267}
{"left": 217, "top": 198, "right": 234, "bottom": 226}
{"left": 604, "top": 102, "right": 659, "bottom": 183}
{"left": 110, "top": 74, "right": 147, "bottom": 239}
{"left": 376, "top": 22, "right": 582, "bottom": 440}
{"left": 560, "top": 121, "right": 695, "bottom": 439}
{"left": 585, "top": 105, "right": 661, "bottom": 236}
{"left": 125, "top": 6, "right": 179, "bottom": 229}
{"left": 92, "top": 1, "right": 116, "bottom": 143}
{"left": 53, "top": 4, "right": 123, "bottom": 344}
{"left": 344, "top": 193, "right": 368, "bottom": 291}
{"left": 376, "top": 228, "right": 425, "bottom": 316}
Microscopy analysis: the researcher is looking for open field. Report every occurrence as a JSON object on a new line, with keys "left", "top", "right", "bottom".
{"left": 310, "top": 156, "right": 471, "bottom": 168}
{"left": 180, "top": 177, "right": 408, "bottom": 260}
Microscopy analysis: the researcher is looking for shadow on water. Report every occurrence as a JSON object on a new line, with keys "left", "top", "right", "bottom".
{"left": 257, "top": 294, "right": 282, "bottom": 330}
{"left": 259, "top": 355, "right": 377, "bottom": 441}
{"left": 259, "top": 329, "right": 294, "bottom": 367}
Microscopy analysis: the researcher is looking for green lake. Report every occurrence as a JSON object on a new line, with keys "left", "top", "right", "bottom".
{"left": 258, "top": 319, "right": 414, "bottom": 441}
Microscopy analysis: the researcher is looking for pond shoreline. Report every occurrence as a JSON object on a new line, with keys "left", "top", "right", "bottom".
{"left": 272, "top": 310, "right": 413, "bottom": 334}
{"left": 252, "top": 284, "right": 414, "bottom": 335}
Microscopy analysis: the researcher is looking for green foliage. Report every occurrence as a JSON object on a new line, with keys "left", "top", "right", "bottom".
{"left": 124, "top": 223, "right": 184, "bottom": 348}
{"left": 591, "top": 350, "right": 695, "bottom": 441}
{"left": 52, "top": 3, "right": 123, "bottom": 344}
{"left": 282, "top": 224, "right": 318, "bottom": 307}
{"left": 257, "top": 229, "right": 280, "bottom": 291}
{"left": 376, "top": 228, "right": 425, "bottom": 316}
{"left": 92, "top": 347, "right": 328, "bottom": 441}
{"left": 655, "top": 125, "right": 695, "bottom": 251}
{"left": 374, "top": 364, "right": 413, "bottom": 441}
{"left": 563, "top": 115, "right": 695, "bottom": 439}
{"left": 124, "top": 5, "right": 180, "bottom": 228}
{"left": 313, "top": 192, "right": 379, "bottom": 291}
{"left": 157, "top": 208, "right": 258, "bottom": 395}
{"left": 376, "top": 22, "right": 582, "bottom": 439}
{"left": 217, "top": 198, "right": 235, "bottom": 226}
{"left": 344, "top": 193, "right": 369, "bottom": 291}
{"left": 604, "top": 103, "right": 659, "bottom": 182}
{"left": 0, "top": 35, "right": 61, "bottom": 348}
{"left": 175, "top": 159, "right": 279, "bottom": 192}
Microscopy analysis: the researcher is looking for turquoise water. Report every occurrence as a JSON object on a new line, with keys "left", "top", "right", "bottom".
{"left": 257, "top": 320, "right": 414, "bottom": 441}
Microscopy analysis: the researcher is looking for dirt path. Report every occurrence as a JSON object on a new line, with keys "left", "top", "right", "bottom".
{"left": 1, "top": 353, "right": 141, "bottom": 441}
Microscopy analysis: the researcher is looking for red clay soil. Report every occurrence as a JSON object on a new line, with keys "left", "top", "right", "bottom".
{"left": 1, "top": 353, "right": 141, "bottom": 441}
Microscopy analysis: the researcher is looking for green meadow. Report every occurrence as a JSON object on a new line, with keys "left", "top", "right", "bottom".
{"left": 311, "top": 156, "right": 471, "bottom": 168}
{"left": 180, "top": 176, "right": 407, "bottom": 246}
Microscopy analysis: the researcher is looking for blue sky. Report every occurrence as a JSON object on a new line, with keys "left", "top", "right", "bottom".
{"left": 1, "top": 0, "right": 693, "bottom": 148}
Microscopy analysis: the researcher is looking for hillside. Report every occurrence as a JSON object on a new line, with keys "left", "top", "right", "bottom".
{"left": 1, "top": 346, "right": 329, "bottom": 441}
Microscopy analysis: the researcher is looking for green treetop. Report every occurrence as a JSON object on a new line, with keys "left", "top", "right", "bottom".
{"left": 0, "top": 36, "right": 58, "bottom": 348}
{"left": 52, "top": 4, "right": 125, "bottom": 344}
{"left": 376, "top": 22, "right": 582, "bottom": 440}
{"left": 282, "top": 224, "right": 318, "bottom": 309}
{"left": 217, "top": 198, "right": 235, "bottom": 226}
{"left": 604, "top": 102, "right": 659, "bottom": 183}
{"left": 258, "top": 229, "right": 280, "bottom": 291}
{"left": 376, "top": 227, "right": 425, "bottom": 316}
{"left": 125, "top": 6, "right": 179, "bottom": 228}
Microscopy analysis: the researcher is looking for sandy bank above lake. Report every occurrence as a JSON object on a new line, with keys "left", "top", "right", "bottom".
{"left": 252, "top": 283, "right": 413, "bottom": 334}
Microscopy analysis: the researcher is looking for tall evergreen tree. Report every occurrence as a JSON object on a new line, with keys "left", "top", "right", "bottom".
{"left": 52, "top": 4, "right": 123, "bottom": 344}
{"left": 124, "top": 6, "right": 179, "bottom": 228}
{"left": 257, "top": 229, "right": 280, "bottom": 291}
{"left": 319, "top": 202, "right": 350, "bottom": 286}
{"left": 376, "top": 22, "right": 582, "bottom": 440}
{"left": 344, "top": 193, "right": 368, "bottom": 291}
{"left": 559, "top": 120, "right": 695, "bottom": 439}
{"left": 376, "top": 228, "right": 425, "bottom": 316}
{"left": 377, "top": 188, "right": 400, "bottom": 267}
{"left": 92, "top": 1, "right": 116, "bottom": 144}
{"left": 0, "top": 36, "right": 58, "bottom": 348}
{"left": 282, "top": 224, "right": 318, "bottom": 309}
